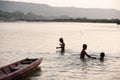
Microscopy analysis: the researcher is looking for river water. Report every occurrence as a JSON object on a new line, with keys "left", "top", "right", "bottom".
{"left": 0, "top": 22, "right": 120, "bottom": 80}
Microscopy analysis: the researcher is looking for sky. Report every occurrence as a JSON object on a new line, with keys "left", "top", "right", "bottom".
{"left": 6, "top": 0, "right": 120, "bottom": 10}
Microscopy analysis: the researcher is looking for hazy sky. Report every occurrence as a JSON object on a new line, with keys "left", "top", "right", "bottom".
{"left": 7, "top": 0, "right": 120, "bottom": 10}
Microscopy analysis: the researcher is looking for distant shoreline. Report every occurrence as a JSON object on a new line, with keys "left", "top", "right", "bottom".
{"left": 0, "top": 19, "right": 120, "bottom": 25}
{"left": 0, "top": 10, "right": 120, "bottom": 24}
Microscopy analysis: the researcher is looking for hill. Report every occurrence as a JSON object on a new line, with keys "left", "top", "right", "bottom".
{"left": 0, "top": 1, "right": 120, "bottom": 19}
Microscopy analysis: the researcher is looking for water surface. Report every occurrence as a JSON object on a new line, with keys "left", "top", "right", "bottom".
{"left": 0, "top": 22, "right": 120, "bottom": 80}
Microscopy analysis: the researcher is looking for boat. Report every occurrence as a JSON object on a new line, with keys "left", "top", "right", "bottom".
{"left": 0, "top": 58, "right": 42, "bottom": 80}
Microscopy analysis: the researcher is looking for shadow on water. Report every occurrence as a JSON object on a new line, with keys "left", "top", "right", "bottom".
{"left": 56, "top": 49, "right": 74, "bottom": 55}
{"left": 23, "top": 67, "right": 42, "bottom": 80}
{"left": 56, "top": 50, "right": 65, "bottom": 55}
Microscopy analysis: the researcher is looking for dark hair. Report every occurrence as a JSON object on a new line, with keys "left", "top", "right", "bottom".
{"left": 59, "top": 38, "right": 63, "bottom": 43}
{"left": 83, "top": 44, "right": 87, "bottom": 48}
{"left": 83, "top": 44, "right": 87, "bottom": 50}
{"left": 100, "top": 52, "right": 105, "bottom": 58}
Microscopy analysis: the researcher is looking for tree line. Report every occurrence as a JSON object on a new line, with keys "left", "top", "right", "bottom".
{"left": 0, "top": 10, "right": 120, "bottom": 24}
{"left": 0, "top": 10, "right": 43, "bottom": 21}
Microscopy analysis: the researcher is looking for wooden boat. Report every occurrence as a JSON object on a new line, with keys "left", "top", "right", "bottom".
{"left": 0, "top": 58, "right": 42, "bottom": 80}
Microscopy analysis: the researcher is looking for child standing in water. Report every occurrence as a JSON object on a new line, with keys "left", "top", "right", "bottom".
{"left": 80, "top": 44, "right": 96, "bottom": 59}
{"left": 56, "top": 38, "right": 65, "bottom": 54}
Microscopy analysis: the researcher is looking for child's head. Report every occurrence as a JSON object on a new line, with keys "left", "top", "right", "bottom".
{"left": 83, "top": 44, "right": 87, "bottom": 50}
{"left": 59, "top": 38, "right": 63, "bottom": 43}
{"left": 100, "top": 52, "right": 105, "bottom": 59}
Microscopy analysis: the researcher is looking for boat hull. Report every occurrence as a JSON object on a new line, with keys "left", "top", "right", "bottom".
{"left": 0, "top": 58, "right": 42, "bottom": 80}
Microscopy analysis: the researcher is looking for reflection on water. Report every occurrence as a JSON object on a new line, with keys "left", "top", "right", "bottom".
{"left": 0, "top": 22, "right": 120, "bottom": 80}
{"left": 24, "top": 67, "right": 42, "bottom": 80}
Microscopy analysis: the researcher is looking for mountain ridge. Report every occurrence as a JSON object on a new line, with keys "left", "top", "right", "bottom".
{"left": 0, "top": 1, "right": 120, "bottom": 19}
